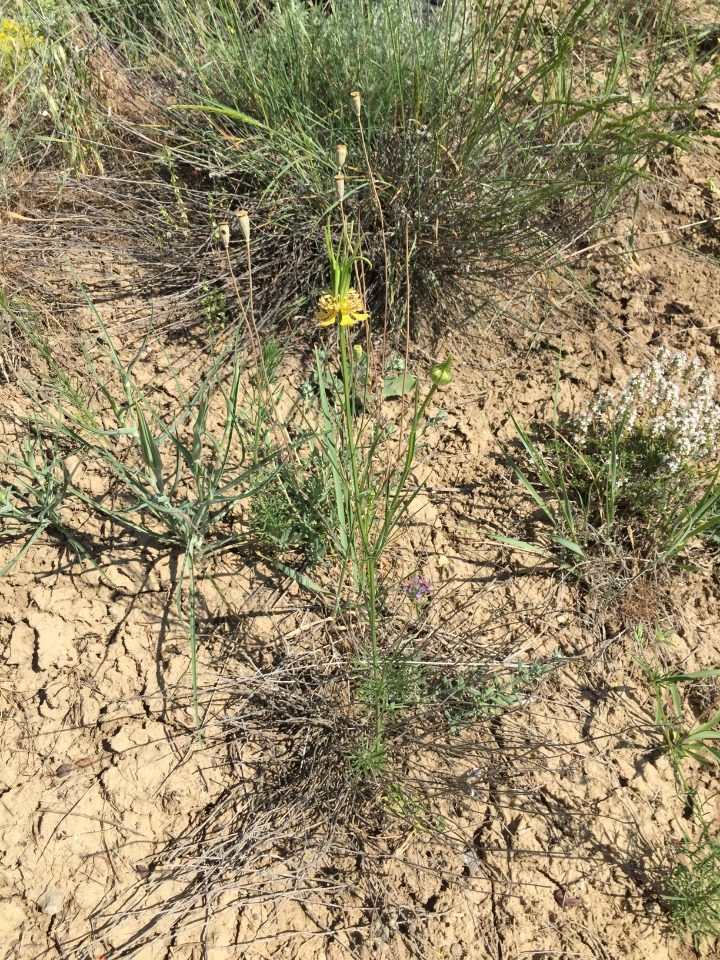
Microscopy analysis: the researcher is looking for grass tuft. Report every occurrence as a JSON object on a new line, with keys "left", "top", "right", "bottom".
{"left": 55, "top": 0, "right": 720, "bottom": 326}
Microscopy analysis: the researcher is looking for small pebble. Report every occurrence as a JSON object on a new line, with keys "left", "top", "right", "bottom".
{"left": 553, "top": 887, "right": 584, "bottom": 908}
{"left": 654, "top": 754, "right": 671, "bottom": 774}
{"left": 450, "top": 945, "right": 463, "bottom": 959}
{"left": 37, "top": 888, "right": 63, "bottom": 916}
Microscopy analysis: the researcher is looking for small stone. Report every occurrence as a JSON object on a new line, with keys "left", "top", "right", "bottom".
{"left": 37, "top": 888, "right": 63, "bottom": 916}
{"left": 450, "top": 944, "right": 464, "bottom": 959}
{"left": 553, "top": 887, "right": 584, "bottom": 908}
{"left": 654, "top": 754, "right": 671, "bottom": 774}
{"left": 557, "top": 614, "right": 568, "bottom": 625}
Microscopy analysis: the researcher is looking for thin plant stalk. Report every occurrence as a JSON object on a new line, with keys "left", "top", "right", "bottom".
{"left": 352, "top": 90, "right": 390, "bottom": 352}
{"left": 339, "top": 322, "right": 382, "bottom": 740}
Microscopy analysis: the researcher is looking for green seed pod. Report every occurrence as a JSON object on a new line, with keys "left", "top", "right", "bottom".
{"left": 429, "top": 357, "right": 453, "bottom": 387}
{"left": 353, "top": 344, "right": 363, "bottom": 361}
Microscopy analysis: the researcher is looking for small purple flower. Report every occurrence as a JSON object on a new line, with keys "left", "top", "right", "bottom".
{"left": 402, "top": 574, "right": 433, "bottom": 602}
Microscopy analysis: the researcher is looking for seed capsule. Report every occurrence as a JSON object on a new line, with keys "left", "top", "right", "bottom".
{"left": 429, "top": 357, "right": 453, "bottom": 387}
{"left": 236, "top": 209, "right": 250, "bottom": 243}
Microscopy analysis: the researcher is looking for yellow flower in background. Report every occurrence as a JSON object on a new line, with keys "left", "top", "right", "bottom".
{"left": 0, "top": 18, "right": 44, "bottom": 59}
{"left": 316, "top": 288, "right": 369, "bottom": 327}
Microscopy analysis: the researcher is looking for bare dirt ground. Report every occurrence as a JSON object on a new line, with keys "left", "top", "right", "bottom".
{"left": 1, "top": 91, "right": 720, "bottom": 960}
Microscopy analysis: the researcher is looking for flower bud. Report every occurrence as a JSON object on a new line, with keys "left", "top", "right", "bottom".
{"left": 218, "top": 222, "right": 230, "bottom": 250}
{"left": 353, "top": 344, "right": 363, "bottom": 362}
{"left": 236, "top": 209, "right": 250, "bottom": 243}
{"left": 22, "top": 438, "right": 36, "bottom": 473}
{"left": 334, "top": 174, "right": 345, "bottom": 202}
{"left": 429, "top": 357, "right": 453, "bottom": 387}
{"left": 350, "top": 90, "right": 361, "bottom": 118}
{"left": 336, "top": 144, "right": 347, "bottom": 170}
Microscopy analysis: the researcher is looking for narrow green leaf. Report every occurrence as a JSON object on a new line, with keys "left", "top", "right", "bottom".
{"left": 270, "top": 558, "right": 331, "bottom": 597}
{"left": 170, "top": 103, "right": 268, "bottom": 129}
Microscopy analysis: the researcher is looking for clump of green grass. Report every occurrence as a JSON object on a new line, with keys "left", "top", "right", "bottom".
{"left": 67, "top": 0, "right": 719, "bottom": 326}
{"left": 0, "top": 289, "right": 37, "bottom": 381}
{"left": 632, "top": 627, "right": 720, "bottom": 944}
{"left": 663, "top": 823, "right": 720, "bottom": 947}
{"left": 495, "top": 350, "right": 720, "bottom": 616}
{"left": 0, "top": 433, "right": 95, "bottom": 577}
{"left": 2, "top": 286, "right": 287, "bottom": 734}
{"left": 639, "top": 664, "right": 720, "bottom": 775}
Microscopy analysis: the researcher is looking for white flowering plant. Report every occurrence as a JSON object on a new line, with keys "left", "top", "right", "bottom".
{"left": 566, "top": 350, "right": 720, "bottom": 549}
{"left": 495, "top": 350, "right": 720, "bottom": 604}
{"left": 573, "top": 349, "right": 720, "bottom": 482}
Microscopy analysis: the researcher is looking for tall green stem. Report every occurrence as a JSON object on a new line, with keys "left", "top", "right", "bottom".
{"left": 339, "top": 326, "right": 362, "bottom": 528}
{"left": 185, "top": 552, "right": 202, "bottom": 744}
{"left": 339, "top": 325, "right": 382, "bottom": 740}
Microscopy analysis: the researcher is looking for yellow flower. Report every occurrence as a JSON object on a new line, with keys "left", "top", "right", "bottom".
{"left": 316, "top": 289, "right": 369, "bottom": 327}
{"left": 0, "top": 18, "right": 43, "bottom": 57}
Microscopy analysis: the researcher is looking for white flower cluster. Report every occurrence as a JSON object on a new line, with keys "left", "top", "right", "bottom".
{"left": 573, "top": 349, "right": 720, "bottom": 475}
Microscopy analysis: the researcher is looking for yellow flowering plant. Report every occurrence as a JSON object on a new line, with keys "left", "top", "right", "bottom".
{"left": 0, "top": 18, "right": 44, "bottom": 69}
{"left": 316, "top": 289, "right": 368, "bottom": 327}
{"left": 311, "top": 159, "right": 453, "bottom": 773}
{"left": 315, "top": 222, "right": 369, "bottom": 328}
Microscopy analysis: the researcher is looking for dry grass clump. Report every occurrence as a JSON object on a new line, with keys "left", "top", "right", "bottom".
{"left": 75, "top": 603, "right": 560, "bottom": 959}
{"left": 0, "top": 169, "right": 315, "bottom": 341}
